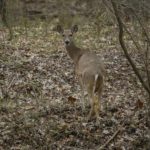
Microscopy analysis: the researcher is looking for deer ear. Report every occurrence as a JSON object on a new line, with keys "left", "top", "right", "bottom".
{"left": 71, "top": 25, "right": 78, "bottom": 33}
{"left": 56, "top": 25, "right": 63, "bottom": 33}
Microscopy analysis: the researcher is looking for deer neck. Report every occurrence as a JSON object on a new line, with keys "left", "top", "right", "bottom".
{"left": 65, "top": 42, "right": 84, "bottom": 64}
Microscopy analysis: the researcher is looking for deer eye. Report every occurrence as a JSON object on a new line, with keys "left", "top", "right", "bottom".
{"left": 69, "top": 34, "right": 72, "bottom": 37}
{"left": 62, "top": 34, "right": 65, "bottom": 37}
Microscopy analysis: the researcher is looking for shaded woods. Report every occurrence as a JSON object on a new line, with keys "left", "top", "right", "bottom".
{"left": 0, "top": 0, "right": 149, "bottom": 149}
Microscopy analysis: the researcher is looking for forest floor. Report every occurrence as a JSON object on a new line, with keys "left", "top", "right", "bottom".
{"left": 0, "top": 25, "right": 149, "bottom": 150}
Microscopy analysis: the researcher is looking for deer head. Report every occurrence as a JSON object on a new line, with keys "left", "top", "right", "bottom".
{"left": 56, "top": 25, "right": 78, "bottom": 46}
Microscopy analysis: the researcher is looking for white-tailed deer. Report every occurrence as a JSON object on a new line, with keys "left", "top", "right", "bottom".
{"left": 56, "top": 25, "right": 105, "bottom": 123}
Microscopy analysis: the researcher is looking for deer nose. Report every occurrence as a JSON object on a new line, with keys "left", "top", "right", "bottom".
{"left": 65, "top": 40, "right": 70, "bottom": 45}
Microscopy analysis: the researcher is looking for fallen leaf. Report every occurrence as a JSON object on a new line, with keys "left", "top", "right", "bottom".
{"left": 68, "top": 96, "right": 77, "bottom": 105}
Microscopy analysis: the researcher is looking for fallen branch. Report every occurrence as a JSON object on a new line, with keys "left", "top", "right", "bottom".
{"left": 97, "top": 126, "right": 122, "bottom": 150}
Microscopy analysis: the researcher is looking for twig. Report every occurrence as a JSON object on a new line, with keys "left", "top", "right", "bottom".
{"left": 130, "top": 8, "right": 150, "bottom": 44}
{"left": 145, "top": 40, "right": 150, "bottom": 89}
{"left": 123, "top": 24, "right": 142, "bottom": 52}
{"left": 98, "top": 126, "right": 122, "bottom": 150}
{"left": 102, "top": 0, "right": 114, "bottom": 14}
{"left": 110, "top": 0, "right": 150, "bottom": 94}
{"left": 7, "top": 76, "right": 15, "bottom": 90}
{"left": 103, "top": 0, "right": 143, "bottom": 54}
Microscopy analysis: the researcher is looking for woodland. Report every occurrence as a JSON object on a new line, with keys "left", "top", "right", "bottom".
{"left": 0, "top": 0, "right": 150, "bottom": 149}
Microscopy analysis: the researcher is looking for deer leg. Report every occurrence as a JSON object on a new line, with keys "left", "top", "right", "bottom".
{"left": 93, "top": 95, "right": 100, "bottom": 124}
{"left": 87, "top": 88, "right": 95, "bottom": 121}
{"left": 79, "top": 78, "right": 86, "bottom": 111}
{"left": 87, "top": 100, "right": 94, "bottom": 121}
{"left": 81, "top": 88, "right": 86, "bottom": 111}
{"left": 97, "top": 81, "right": 105, "bottom": 112}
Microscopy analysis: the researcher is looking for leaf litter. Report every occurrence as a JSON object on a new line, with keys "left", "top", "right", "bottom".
{"left": 0, "top": 26, "right": 149, "bottom": 150}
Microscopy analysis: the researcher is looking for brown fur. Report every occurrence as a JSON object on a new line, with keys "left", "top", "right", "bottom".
{"left": 56, "top": 25, "right": 105, "bottom": 123}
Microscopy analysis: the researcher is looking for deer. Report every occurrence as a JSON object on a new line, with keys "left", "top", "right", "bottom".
{"left": 56, "top": 25, "right": 105, "bottom": 123}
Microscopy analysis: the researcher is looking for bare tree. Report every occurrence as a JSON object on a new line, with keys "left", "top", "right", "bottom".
{"left": 110, "top": 0, "right": 150, "bottom": 148}
{"left": 0, "top": 0, "right": 13, "bottom": 40}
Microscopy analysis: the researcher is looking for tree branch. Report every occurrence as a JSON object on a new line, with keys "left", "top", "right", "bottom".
{"left": 98, "top": 127, "right": 122, "bottom": 150}
{"left": 110, "top": 0, "right": 150, "bottom": 94}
